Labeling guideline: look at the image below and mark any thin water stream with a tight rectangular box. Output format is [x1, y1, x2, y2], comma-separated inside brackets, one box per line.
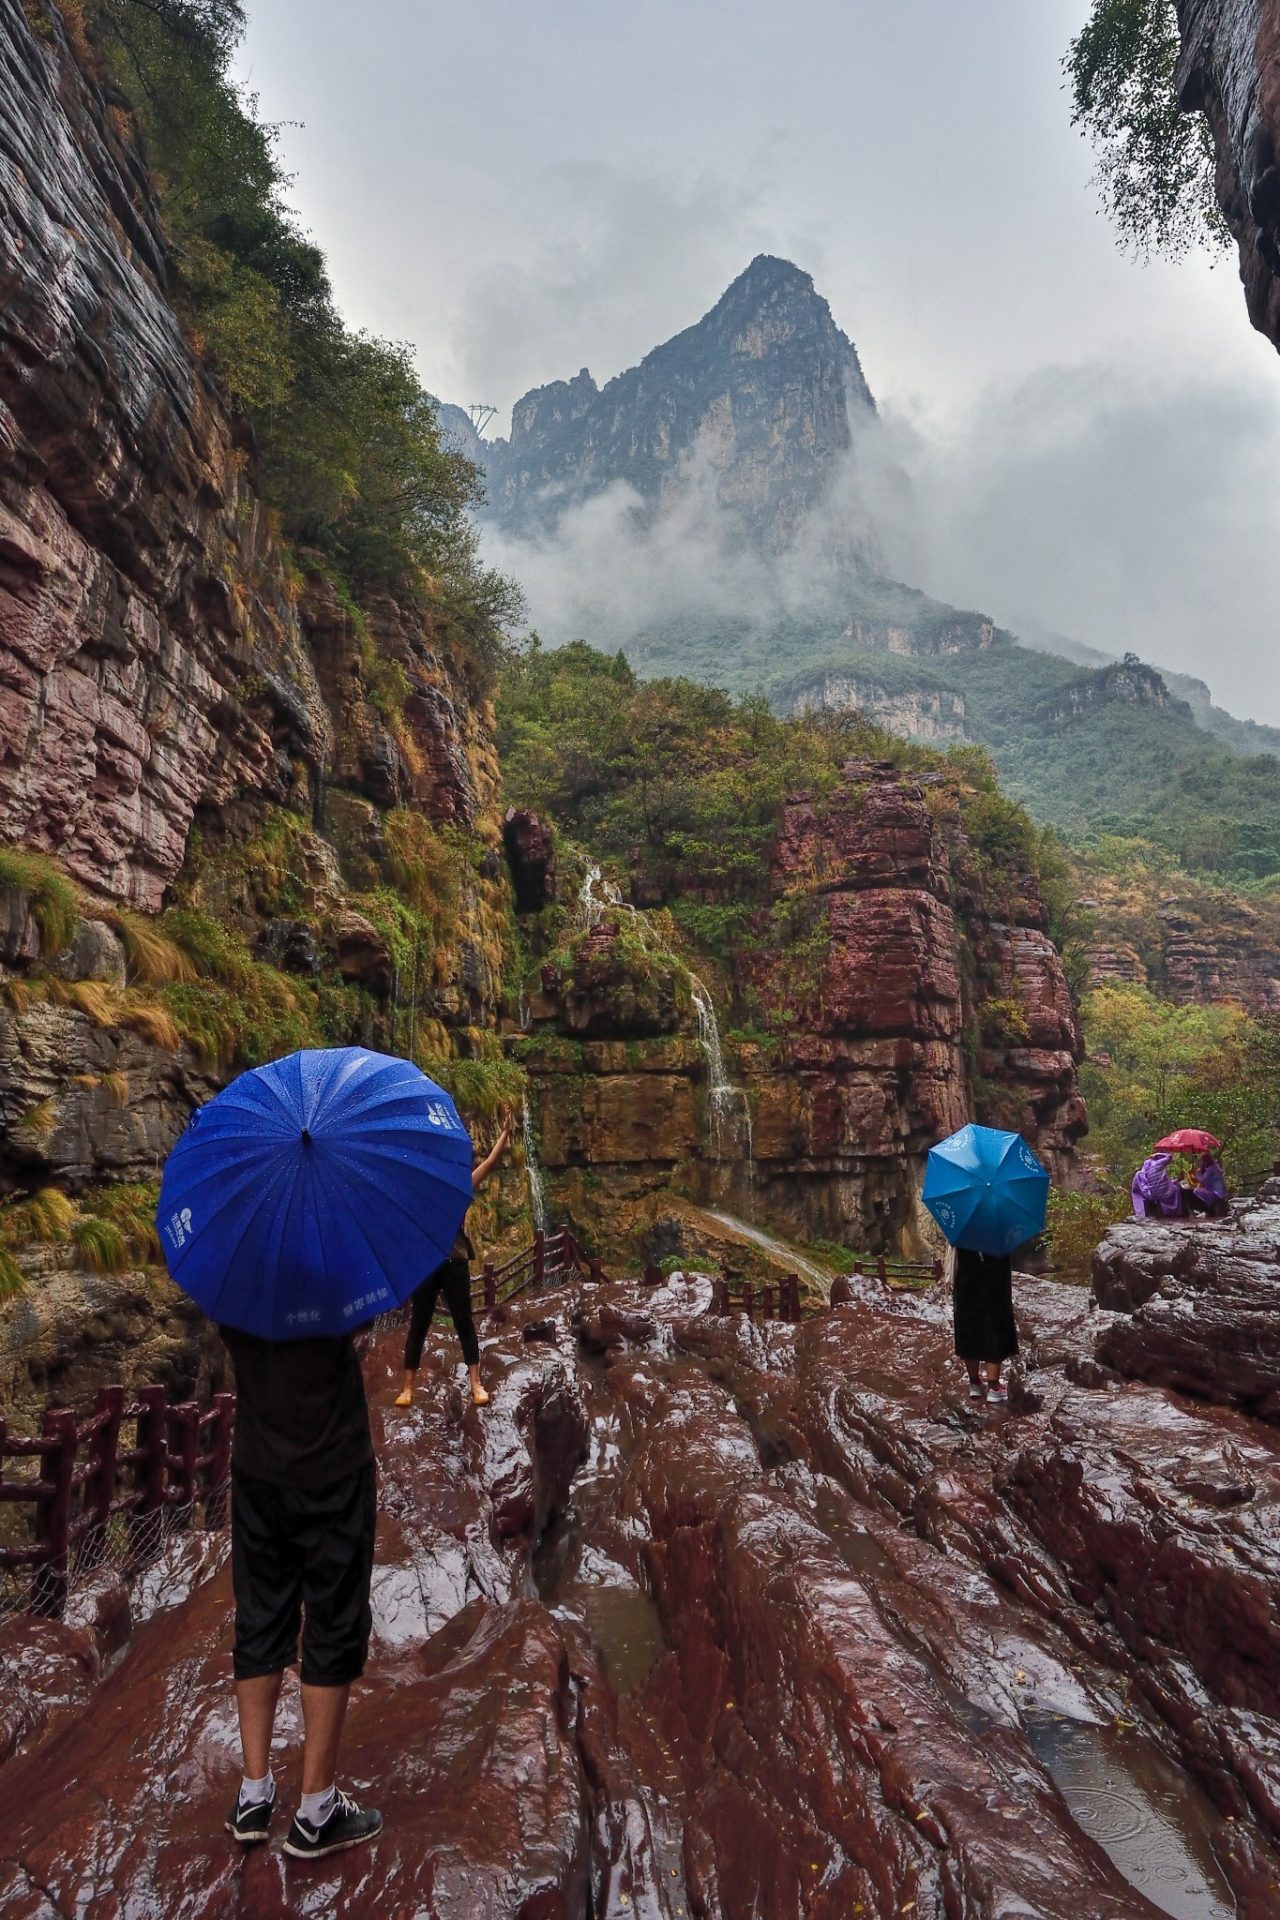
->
[700, 1207, 836, 1294]
[521, 1092, 547, 1233]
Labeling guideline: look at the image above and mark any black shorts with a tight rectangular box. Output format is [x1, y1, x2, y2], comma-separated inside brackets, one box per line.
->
[231, 1462, 376, 1687]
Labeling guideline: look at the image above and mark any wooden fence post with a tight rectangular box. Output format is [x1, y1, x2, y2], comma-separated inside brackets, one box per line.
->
[483, 1261, 497, 1312]
[785, 1274, 801, 1322]
[129, 1384, 168, 1565]
[533, 1229, 546, 1290]
[204, 1393, 235, 1529]
[761, 1285, 774, 1322]
[168, 1402, 200, 1526]
[877, 1255, 888, 1289]
[741, 1283, 754, 1324]
[644, 1265, 661, 1287]
[932, 1257, 944, 1284]
[588, 1257, 603, 1284]
[33, 1409, 77, 1619]
[81, 1385, 124, 1570]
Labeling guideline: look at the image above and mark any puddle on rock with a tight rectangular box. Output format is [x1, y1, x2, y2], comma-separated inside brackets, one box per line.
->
[812, 1483, 898, 1581]
[565, 1582, 667, 1695]
[1024, 1711, 1235, 1919]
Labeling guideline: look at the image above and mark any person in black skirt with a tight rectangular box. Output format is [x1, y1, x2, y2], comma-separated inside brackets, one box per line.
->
[952, 1244, 1017, 1406]
[394, 1110, 511, 1410]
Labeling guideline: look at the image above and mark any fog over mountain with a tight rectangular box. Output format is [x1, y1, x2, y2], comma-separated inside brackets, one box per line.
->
[458, 263, 1280, 719]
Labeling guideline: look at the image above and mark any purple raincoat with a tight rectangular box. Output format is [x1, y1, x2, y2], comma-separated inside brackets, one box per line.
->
[1194, 1158, 1228, 1209]
[1131, 1153, 1185, 1220]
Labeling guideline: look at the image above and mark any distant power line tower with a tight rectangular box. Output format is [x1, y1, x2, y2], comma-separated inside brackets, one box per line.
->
[467, 404, 498, 438]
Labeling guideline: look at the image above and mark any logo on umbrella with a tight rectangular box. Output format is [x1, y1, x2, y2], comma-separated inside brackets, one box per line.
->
[166, 1206, 194, 1250]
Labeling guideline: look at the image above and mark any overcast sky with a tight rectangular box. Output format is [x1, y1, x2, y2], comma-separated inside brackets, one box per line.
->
[234, 0, 1280, 720]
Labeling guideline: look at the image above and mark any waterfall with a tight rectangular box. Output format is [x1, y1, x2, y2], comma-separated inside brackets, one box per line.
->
[690, 977, 753, 1165]
[522, 1093, 548, 1233]
[579, 861, 619, 930]
[577, 860, 753, 1179]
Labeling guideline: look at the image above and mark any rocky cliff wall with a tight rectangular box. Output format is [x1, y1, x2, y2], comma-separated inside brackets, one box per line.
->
[0, 0, 526, 1406]
[519, 763, 1085, 1262]
[1080, 862, 1280, 1014]
[785, 670, 970, 744]
[1178, 0, 1280, 353]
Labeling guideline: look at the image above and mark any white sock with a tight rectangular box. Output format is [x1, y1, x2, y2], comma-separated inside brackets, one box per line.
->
[239, 1770, 274, 1807]
[300, 1784, 337, 1828]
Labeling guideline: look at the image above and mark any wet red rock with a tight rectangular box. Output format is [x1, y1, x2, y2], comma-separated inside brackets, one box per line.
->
[2, 1266, 1279, 1918]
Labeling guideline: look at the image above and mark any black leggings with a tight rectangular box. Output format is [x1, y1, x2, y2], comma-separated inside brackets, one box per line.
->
[403, 1256, 479, 1370]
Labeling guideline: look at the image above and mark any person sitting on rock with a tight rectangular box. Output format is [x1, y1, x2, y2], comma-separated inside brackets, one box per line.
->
[951, 1244, 1017, 1406]
[1190, 1151, 1229, 1219]
[1130, 1151, 1188, 1219]
[394, 1110, 511, 1410]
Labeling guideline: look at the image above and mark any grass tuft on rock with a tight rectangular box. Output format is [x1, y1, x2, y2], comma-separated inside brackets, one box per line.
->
[0, 846, 79, 955]
[72, 1214, 130, 1273]
[0, 1246, 24, 1302]
[3, 1187, 77, 1246]
[110, 909, 197, 986]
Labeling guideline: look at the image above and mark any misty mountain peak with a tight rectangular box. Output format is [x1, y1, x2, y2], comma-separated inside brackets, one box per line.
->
[471, 260, 877, 550]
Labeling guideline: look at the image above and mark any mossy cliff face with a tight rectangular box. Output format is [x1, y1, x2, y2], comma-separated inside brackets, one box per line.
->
[519, 764, 1085, 1259]
[0, 0, 526, 1399]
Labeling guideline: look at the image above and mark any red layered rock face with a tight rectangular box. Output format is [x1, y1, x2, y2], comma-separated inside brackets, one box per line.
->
[0, 3, 489, 908]
[737, 762, 1085, 1243]
[524, 763, 1084, 1258]
[1178, 0, 1280, 356]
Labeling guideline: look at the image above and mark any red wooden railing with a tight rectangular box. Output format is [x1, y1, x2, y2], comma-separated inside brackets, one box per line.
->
[709, 1274, 805, 1323]
[0, 1385, 234, 1619]
[473, 1226, 603, 1314]
[709, 1254, 942, 1324]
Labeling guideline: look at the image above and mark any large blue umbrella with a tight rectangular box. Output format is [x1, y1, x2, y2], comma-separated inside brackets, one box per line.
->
[157, 1047, 473, 1339]
[922, 1123, 1049, 1256]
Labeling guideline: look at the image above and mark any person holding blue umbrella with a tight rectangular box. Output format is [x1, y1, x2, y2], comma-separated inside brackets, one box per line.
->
[922, 1123, 1049, 1408]
[158, 1046, 474, 1860]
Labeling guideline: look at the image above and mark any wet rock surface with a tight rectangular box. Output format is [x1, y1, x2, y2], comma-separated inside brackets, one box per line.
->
[2, 1269, 1278, 1917]
[1092, 1194, 1280, 1419]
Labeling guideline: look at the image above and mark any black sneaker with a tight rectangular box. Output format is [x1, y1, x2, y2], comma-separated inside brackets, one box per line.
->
[283, 1788, 383, 1860]
[225, 1787, 276, 1844]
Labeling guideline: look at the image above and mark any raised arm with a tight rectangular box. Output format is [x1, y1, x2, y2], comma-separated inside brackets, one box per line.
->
[472, 1109, 512, 1189]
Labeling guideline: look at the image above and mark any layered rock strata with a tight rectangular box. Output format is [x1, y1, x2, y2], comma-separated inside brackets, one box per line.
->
[0, 0, 497, 907]
[523, 763, 1085, 1258]
[2, 1267, 1278, 1914]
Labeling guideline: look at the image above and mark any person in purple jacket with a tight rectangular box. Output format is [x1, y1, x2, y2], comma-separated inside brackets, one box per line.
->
[1190, 1152, 1229, 1218]
[1131, 1152, 1188, 1219]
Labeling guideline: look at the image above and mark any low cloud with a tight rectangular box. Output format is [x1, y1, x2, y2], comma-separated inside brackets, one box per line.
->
[481, 358, 1280, 723]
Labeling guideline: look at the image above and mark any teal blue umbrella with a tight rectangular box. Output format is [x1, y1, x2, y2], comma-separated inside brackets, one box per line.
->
[923, 1123, 1049, 1255]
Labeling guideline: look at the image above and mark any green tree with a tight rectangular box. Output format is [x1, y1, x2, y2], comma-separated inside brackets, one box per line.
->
[1065, 0, 1229, 258]
[80, 0, 520, 666]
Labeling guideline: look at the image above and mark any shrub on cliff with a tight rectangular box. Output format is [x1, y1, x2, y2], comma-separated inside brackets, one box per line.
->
[77, 0, 519, 672]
